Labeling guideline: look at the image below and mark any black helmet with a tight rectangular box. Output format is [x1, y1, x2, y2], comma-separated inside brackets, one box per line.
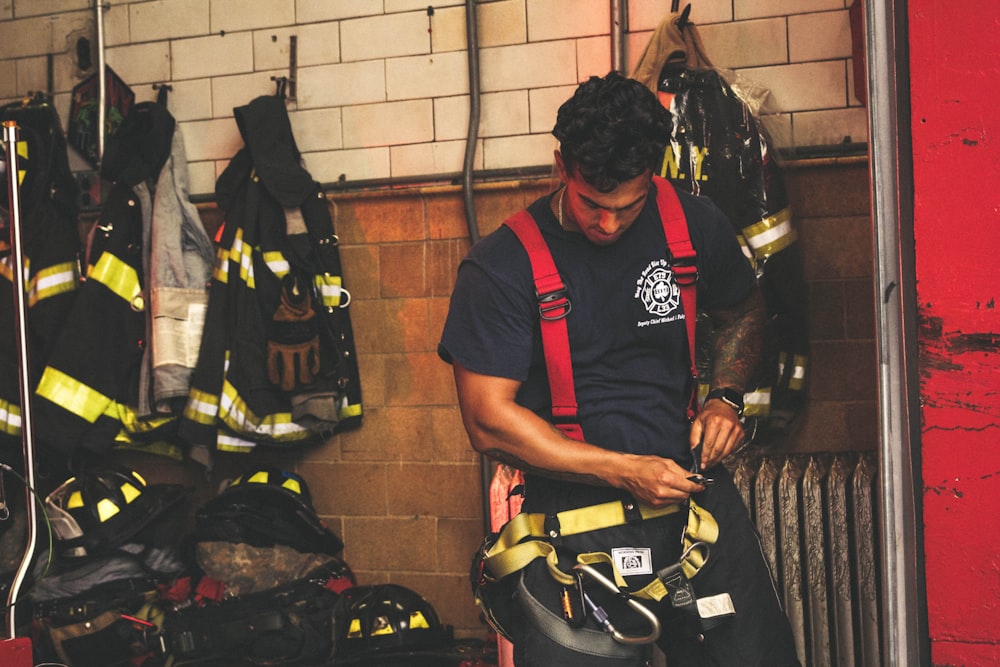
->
[332, 584, 451, 661]
[194, 468, 343, 556]
[44, 467, 189, 558]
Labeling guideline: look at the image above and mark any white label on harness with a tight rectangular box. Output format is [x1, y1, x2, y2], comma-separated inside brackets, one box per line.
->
[612, 548, 653, 576]
[697, 593, 736, 619]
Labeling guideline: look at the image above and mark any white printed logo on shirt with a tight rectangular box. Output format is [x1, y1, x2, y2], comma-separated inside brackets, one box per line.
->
[634, 259, 683, 326]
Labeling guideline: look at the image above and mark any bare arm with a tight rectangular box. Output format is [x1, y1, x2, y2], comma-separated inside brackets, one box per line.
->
[690, 284, 767, 469]
[453, 362, 704, 507]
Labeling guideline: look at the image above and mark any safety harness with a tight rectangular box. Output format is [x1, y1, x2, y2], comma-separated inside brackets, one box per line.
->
[475, 177, 726, 646]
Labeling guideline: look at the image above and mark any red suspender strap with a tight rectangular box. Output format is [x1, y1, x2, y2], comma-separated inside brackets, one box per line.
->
[503, 179, 699, 440]
[504, 211, 585, 441]
[652, 177, 700, 419]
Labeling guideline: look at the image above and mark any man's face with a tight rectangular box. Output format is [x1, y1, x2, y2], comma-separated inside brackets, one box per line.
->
[556, 154, 652, 246]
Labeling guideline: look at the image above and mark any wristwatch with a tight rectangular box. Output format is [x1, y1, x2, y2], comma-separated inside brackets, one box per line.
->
[705, 387, 745, 418]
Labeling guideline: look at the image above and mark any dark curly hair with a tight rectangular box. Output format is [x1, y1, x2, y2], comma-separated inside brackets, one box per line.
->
[552, 71, 671, 192]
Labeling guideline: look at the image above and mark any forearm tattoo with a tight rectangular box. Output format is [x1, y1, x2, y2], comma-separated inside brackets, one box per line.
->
[710, 289, 766, 390]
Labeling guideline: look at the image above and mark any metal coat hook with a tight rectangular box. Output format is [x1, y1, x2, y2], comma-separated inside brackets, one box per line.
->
[271, 76, 288, 98]
[678, 4, 692, 29]
[152, 83, 172, 107]
[269, 35, 297, 101]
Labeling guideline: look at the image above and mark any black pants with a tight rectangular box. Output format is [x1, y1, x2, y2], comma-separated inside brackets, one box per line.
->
[511, 467, 801, 667]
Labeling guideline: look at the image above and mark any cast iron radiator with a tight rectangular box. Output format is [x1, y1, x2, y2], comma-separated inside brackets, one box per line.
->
[730, 450, 882, 667]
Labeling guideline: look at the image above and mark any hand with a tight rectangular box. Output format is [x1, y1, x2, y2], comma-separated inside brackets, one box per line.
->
[617, 453, 706, 508]
[689, 399, 745, 470]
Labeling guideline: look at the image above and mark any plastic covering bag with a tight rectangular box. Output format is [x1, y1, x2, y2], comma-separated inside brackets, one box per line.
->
[632, 5, 809, 442]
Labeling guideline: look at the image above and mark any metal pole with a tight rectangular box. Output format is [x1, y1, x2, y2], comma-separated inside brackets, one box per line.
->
[864, 0, 927, 664]
[611, 0, 627, 74]
[3, 121, 41, 639]
[96, 0, 107, 164]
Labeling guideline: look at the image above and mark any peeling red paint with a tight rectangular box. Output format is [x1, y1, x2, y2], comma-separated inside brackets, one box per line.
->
[910, 0, 1000, 663]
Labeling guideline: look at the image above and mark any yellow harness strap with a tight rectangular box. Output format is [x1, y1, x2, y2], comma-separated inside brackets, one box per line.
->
[483, 498, 718, 599]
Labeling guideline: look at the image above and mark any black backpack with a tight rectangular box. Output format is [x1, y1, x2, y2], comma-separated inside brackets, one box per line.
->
[159, 558, 354, 666]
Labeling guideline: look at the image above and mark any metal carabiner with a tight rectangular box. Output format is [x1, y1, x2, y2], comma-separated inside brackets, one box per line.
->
[571, 563, 661, 645]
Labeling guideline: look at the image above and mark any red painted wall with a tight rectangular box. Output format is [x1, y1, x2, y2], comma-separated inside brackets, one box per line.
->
[909, 1, 1000, 664]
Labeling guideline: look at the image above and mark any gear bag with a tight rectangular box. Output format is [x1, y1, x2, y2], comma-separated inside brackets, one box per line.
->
[159, 559, 354, 666]
[32, 575, 164, 667]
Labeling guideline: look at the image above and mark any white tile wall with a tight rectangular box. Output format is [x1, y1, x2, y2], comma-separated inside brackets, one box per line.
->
[15, 0, 89, 19]
[342, 98, 434, 148]
[699, 19, 788, 69]
[391, 138, 477, 178]
[211, 0, 295, 33]
[107, 42, 172, 86]
[0, 59, 16, 99]
[386, 51, 470, 101]
[341, 12, 431, 62]
[630, 0, 733, 30]
[735, 0, 843, 21]
[1, 0, 867, 195]
[789, 10, 852, 62]
[130, 0, 210, 43]
[527, 0, 610, 42]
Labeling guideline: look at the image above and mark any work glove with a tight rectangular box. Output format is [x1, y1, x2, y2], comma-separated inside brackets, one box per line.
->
[267, 274, 321, 392]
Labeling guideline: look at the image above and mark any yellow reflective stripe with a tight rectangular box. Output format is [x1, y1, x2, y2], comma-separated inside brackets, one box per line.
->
[789, 354, 808, 391]
[37, 367, 112, 423]
[183, 387, 220, 425]
[313, 273, 343, 308]
[218, 379, 312, 441]
[0, 399, 22, 435]
[113, 402, 176, 434]
[212, 245, 230, 283]
[339, 402, 363, 420]
[741, 207, 797, 260]
[264, 251, 290, 278]
[0, 256, 17, 282]
[232, 230, 255, 288]
[217, 431, 257, 452]
[2, 258, 79, 305]
[113, 438, 185, 461]
[88, 252, 142, 307]
[30, 261, 79, 305]
[744, 387, 771, 417]
[16, 140, 27, 185]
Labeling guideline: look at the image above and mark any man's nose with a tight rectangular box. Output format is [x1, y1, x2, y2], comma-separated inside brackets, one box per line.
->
[598, 210, 623, 234]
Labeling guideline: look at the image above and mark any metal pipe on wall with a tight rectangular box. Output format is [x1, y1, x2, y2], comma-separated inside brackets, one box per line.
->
[864, 0, 927, 664]
[461, 0, 495, 535]
[611, 0, 627, 73]
[95, 0, 107, 164]
[3, 121, 41, 639]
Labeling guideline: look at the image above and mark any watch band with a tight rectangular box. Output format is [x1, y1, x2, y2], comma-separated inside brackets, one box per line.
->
[705, 387, 745, 417]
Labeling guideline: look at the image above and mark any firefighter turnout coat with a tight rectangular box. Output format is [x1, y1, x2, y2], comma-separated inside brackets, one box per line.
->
[0, 97, 81, 449]
[178, 95, 362, 463]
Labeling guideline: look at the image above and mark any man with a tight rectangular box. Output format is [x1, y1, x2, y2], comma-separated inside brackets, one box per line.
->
[439, 72, 799, 666]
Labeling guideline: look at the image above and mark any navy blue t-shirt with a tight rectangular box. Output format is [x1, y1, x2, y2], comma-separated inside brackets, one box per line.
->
[439, 180, 755, 511]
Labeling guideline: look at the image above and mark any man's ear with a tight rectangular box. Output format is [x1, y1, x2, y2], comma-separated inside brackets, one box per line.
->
[554, 150, 568, 182]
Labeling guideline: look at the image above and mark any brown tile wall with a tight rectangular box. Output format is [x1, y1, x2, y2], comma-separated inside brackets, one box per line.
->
[126, 160, 875, 641]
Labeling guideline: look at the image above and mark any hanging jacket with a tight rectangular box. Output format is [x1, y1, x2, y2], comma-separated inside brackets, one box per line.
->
[179, 95, 362, 464]
[33, 102, 211, 461]
[0, 96, 82, 446]
[632, 10, 809, 440]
